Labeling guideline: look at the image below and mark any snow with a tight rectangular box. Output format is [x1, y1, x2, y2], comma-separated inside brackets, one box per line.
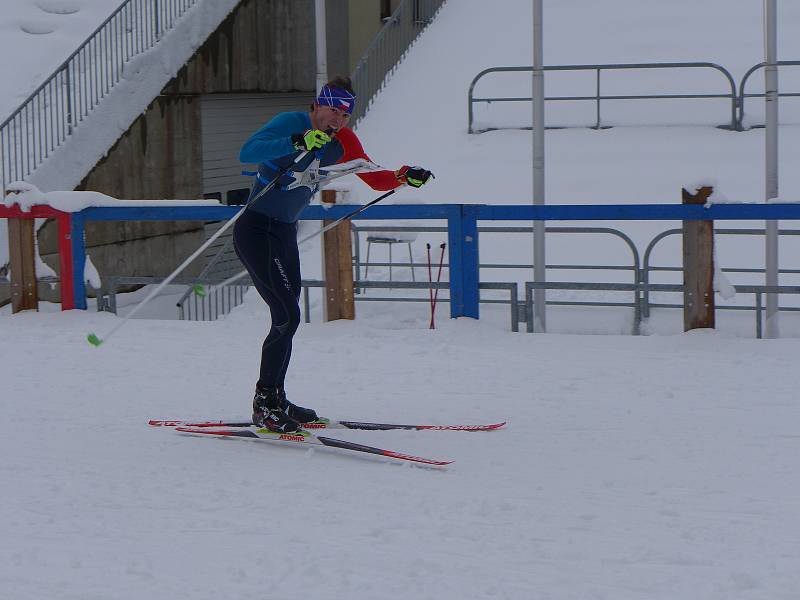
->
[3, 301, 800, 599]
[3, 1, 800, 598]
[33, 232, 56, 279]
[0, 1, 126, 124]
[713, 247, 737, 301]
[2, 181, 220, 213]
[1, 183, 219, 277]
[83, 253, 101, 289]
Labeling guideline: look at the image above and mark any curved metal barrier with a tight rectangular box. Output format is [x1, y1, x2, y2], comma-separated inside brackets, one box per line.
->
[737, 60, 800, 129]
[641, 227, 800, 324]
[350, 223, 641, 332]
[468, 62, 738, 133]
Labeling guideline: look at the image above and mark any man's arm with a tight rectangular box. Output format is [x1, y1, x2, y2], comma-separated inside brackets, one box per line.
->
[335, 128, 404, 191]
[239, 113, 301, 164]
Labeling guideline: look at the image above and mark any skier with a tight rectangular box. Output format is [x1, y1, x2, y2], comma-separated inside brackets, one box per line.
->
[234, 76, 434, 433]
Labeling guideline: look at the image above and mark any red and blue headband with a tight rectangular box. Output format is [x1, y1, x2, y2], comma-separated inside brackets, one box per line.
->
[316, 85, 356, 114]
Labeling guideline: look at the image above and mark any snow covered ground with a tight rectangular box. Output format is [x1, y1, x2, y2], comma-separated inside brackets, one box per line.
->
[4, 2, 800, 598]
[3, 298, 800, 599]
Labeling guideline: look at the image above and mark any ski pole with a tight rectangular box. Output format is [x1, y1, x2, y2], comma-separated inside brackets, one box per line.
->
[426, 243, 434, 321]
[202, 188, 397, 291]
[430, 242, 446, 329]
[86, 149, 312, 347]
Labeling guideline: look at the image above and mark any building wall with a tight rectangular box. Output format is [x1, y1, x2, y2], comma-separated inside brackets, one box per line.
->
[166, 0, 350, 94]
[348, 0, 383, 72]
[79, 95, 204, 200]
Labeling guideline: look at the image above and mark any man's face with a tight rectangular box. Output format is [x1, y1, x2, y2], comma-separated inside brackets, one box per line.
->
[310, 104, 351, 133]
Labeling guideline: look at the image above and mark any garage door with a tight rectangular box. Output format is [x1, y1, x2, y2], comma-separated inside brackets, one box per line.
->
[201, 93, 315, 203]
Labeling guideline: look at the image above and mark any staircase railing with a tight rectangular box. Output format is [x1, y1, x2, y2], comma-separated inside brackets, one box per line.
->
[0, 0, 200, 194]
[350, 0, 446, 124]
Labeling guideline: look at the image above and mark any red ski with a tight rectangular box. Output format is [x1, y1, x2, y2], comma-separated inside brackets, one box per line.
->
[174, 426, 453, 466]
[149, 418, 505, 432]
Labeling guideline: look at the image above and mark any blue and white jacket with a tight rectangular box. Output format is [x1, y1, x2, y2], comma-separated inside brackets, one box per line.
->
[239, 111, 400, 223]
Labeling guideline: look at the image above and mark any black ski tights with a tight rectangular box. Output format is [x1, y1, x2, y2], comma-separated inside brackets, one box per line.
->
[233, 209, 301, 389]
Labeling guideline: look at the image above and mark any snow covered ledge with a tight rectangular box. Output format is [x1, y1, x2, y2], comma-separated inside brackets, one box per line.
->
[2, 182, 220, 213]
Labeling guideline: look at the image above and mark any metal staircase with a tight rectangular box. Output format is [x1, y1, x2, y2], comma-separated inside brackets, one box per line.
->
[350, 0, 446, 124]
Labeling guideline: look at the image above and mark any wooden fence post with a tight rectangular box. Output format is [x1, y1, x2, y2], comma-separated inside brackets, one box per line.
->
[321, 190, 355, 321]
[682, 185, 715, 330]
[7, 217, 38, 313]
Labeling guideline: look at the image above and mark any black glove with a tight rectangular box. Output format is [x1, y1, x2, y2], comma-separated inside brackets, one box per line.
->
[395, 165, 435, 188]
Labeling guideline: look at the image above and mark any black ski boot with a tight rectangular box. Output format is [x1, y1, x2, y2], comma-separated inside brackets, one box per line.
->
[252, 385, 302, 433]
[278, 389, 319, 424]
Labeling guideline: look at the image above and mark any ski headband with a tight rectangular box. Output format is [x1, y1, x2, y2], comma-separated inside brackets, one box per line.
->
[316, 85, 356, 114]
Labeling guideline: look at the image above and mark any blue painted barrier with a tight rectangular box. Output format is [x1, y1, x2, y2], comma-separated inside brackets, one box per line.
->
[71, 202, 800, 316]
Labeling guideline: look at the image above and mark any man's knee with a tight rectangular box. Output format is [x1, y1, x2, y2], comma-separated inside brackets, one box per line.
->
[287, 305, 301, 333]
[272, 308, 300, 338]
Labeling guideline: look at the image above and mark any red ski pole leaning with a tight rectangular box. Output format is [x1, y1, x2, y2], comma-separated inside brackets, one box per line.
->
[426, 243, 434, 320]
[430, 242, 446, 329]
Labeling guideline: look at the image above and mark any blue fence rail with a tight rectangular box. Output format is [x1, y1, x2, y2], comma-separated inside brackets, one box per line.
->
[68, 202, 800, 317]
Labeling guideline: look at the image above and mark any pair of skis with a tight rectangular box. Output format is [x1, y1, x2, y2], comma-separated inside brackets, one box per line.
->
[149, 417, 506, 467]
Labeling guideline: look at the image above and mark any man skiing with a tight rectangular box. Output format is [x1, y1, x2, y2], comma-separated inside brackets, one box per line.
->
[234, 76, 434, 434]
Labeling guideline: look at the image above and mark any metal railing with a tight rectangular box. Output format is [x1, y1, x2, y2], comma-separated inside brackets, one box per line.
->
[351, 0, 446, 124]
[467, 60, 800, 133]
[641, 227, 800, 318]
[0, 0, 200, 193]
[642, 284, 800, 340]
[524, 281, 800, 339]
[738, 61, 800, 128]
[62, 202, 800, 336]
[166, 222, 640, 329]
[100, 276, 524, 331]
[178, 283, 248, 321]
[468, 62, 738, 133]
[351, 221, 640, 289]
[174, 220, 243, 316]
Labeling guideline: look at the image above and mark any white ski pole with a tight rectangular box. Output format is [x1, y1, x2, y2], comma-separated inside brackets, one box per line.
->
[87, 150, 311, 346]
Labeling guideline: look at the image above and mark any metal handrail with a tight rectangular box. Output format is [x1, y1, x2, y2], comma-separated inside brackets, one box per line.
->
[525, 281, 800, 338]
[350, 222, 641, 302]
[350, 0, 446, 124]
[0, 0, 200, 193]
[641, 227, 800, 318]
[100, 275, 521, 331]
[525, 281, 642, 334]
[738, 61, 800, 129]
[468, 62, 739, 133]
[175, 227, 237, 308]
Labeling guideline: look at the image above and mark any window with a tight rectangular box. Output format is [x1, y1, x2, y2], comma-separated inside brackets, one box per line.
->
[380, 0, 392, 22]
[226, 188, 250, 206]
